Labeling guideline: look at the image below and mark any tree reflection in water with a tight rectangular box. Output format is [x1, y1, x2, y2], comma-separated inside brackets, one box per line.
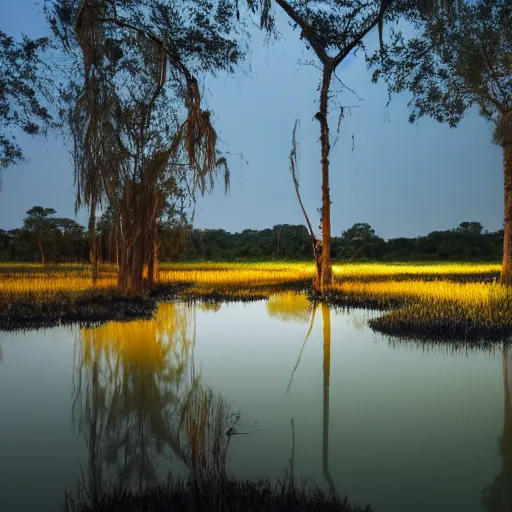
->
[482, 347, 512, 512]
[71, 302, 238, 502]
[322, 303, 336, 494]
[281, 297, 336, 494]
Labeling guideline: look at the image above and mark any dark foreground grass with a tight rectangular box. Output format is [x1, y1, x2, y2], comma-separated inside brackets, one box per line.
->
[65, 475, 370, 512]
[0, 284, 186, 331]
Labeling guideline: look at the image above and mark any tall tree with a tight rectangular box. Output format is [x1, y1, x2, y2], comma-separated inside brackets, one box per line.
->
[250, 0, 458, 289]
[47, 0, 242, 295]
[22, 206, 58, 264]
[370, 0, 512, 282]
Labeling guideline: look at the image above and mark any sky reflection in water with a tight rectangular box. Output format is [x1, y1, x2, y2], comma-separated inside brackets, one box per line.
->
[0, 295, 509, 512]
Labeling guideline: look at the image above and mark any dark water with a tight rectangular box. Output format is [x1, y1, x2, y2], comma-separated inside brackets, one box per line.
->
[0, 294, 509, 512]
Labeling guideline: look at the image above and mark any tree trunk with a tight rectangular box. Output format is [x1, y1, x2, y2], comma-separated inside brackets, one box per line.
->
[115, 182, 150, 297]
[88, 197, 98, 283]
[502, 146, 512, 284]
[147, 195, 160, 288]
[318, 66, 333, 289]
[147, 228, 160, 288]
[117, 239, 146, 296]
[37, 240, 45, 265]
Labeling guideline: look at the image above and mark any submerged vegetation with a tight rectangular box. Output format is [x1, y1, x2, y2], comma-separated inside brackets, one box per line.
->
[1, 261, 510, 342]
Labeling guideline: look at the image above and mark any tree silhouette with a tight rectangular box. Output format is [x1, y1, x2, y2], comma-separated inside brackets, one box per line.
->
[370, 0, 512, 282]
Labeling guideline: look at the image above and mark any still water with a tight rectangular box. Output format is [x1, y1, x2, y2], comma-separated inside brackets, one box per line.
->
[0, 294, 509, 512]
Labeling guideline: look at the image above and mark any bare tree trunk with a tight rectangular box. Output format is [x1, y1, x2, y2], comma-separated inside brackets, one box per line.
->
[115, 186, 150, 297]
[88, 197, 99, 283]
[147, 220, 160, 288]
[37, 240, 45, 265]
[502, 146, 512, 284]
[147, 195, 160, 288]
[115, 231, 119, 267]
[318, 66, 333, 289]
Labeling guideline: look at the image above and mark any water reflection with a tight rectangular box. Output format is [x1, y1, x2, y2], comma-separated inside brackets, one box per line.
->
[322, 303, 336, 493]
[200, 302, 222, 313]
[482, 347, 512, 511]
[285, 300, 335, 493]
[286, 303, 318, 393]
[72, 303, 237, 500]
[266, 292, 312, 323]
[173, 379, 240, 482]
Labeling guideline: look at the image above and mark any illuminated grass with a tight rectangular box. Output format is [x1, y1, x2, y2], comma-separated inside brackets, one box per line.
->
[324, 280, 512, 342]
[0, 261, 508, 341]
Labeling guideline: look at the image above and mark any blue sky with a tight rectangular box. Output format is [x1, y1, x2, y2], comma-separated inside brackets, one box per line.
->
[0, 1, 503, 240]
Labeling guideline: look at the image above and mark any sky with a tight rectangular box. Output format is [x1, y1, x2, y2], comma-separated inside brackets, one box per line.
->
[0, 1, 503, 241]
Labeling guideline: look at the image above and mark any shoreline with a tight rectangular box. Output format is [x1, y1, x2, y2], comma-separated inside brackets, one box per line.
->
[1, 275, 511, 344]
[65, 474, 370, 512]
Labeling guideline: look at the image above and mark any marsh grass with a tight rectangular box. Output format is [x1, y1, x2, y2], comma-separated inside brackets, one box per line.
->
[322, 279, 512, 342]
[64, 473, 369, 512]
[0, 261, 510, 341]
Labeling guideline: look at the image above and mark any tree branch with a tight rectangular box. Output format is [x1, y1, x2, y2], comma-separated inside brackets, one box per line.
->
[95, 16, 194, 85]
[289, 120, 317, 247]
[332, 0, 391, 67]
[273, 0, 329, 63]
[481, 42, 508, 111]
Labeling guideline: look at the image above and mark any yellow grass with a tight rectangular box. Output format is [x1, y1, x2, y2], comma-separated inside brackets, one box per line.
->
[0, 261, 500, 304]
[0, 261, 508, 339]
[328, 279, 502, 305]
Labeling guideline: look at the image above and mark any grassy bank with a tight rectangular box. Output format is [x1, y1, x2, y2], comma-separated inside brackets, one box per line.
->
[65, 474, 369, 512]
[1, 261, 509, 342]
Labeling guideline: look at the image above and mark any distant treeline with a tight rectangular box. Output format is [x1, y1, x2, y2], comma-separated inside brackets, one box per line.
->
[0, 207, 503, 263]
[180, 222, 503, 261]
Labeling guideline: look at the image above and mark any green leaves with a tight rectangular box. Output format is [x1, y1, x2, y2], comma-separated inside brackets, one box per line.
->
[0, 32, 53, 169]
[370, 0, 511, 131]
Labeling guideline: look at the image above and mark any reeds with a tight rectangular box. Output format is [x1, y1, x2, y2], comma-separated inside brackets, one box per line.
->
[0, 261, 509, 341]
[64, 472, 370, 512]
[324, 279, 512, 342]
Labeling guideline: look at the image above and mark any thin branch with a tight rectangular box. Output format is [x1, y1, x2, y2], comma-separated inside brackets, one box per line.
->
[273, 0, 329, 63]
[289, 120, 317, 246]
[349, 243, 365, 261]
[95, 16, 194, 85]
[333, 72, 364, 101]
[332, 1, 390, 67]
[286, 304, 317, 394]
[481, 42, 508, 110]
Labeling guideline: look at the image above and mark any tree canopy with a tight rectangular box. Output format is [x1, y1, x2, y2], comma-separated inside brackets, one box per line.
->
[0, 32, 53, 171]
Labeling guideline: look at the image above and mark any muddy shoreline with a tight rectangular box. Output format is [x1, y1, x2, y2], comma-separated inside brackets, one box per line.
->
[0, 284, 185, 332]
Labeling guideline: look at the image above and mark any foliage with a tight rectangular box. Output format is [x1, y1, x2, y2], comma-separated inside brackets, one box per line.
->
[0, 211, 504, 263]
[46, 0, 245, 294]
[0, 31, 53, 170]
[369, 0, 512, 282]
[338, 223, 386, 260]
[370, 0, 511, 134]
[1, 206, 88, 263]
